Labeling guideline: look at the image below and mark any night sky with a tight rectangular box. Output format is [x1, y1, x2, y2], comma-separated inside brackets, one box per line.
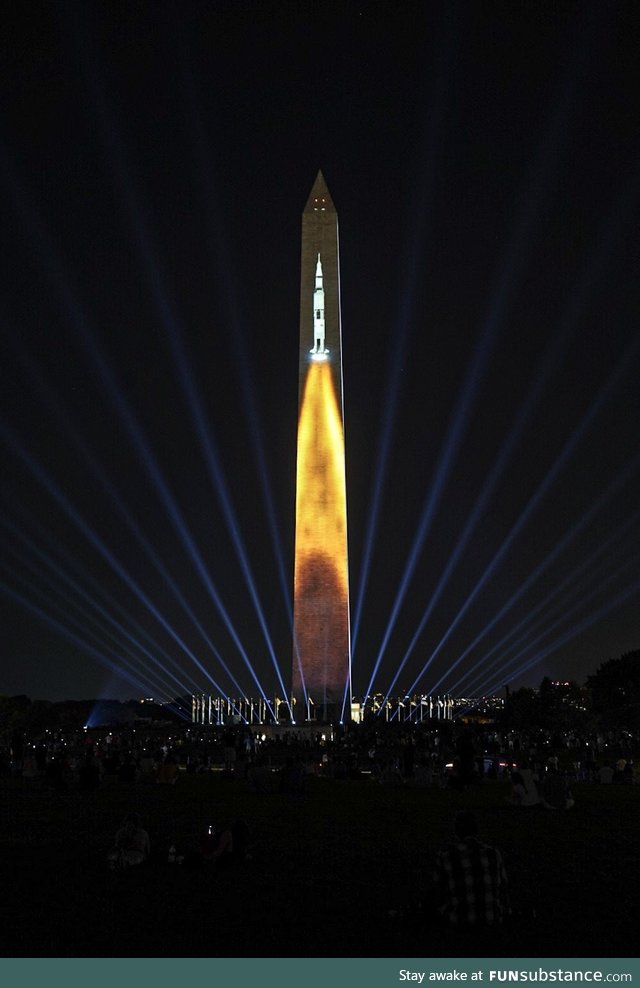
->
[1, 1, 639, 703]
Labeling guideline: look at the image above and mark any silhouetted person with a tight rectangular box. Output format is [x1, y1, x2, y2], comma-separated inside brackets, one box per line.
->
[506, 762, 540, 806]
[0, 747, 11, 777]
[191, 819, 249, 869]
[118, 754, 137, 783]
[432, 810, 510, 952]
[157, 752, 178, 785]
[34, 743, 47, 774]
[279, 756, 305, 793]
[78, 749, 100, 790]
[402, 739, 415, 779]
[455, 730, 476, 786]
[107, 812, 150, 869]
[597, 762, 614, 785]
[11, 730, 24, 773]
[199, 824, 233, 864]
[223, 729, 236, 772]
[541, 765, 574, 810]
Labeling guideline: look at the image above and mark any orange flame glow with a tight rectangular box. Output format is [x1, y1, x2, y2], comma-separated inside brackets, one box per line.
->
[292, 361, 350, 703]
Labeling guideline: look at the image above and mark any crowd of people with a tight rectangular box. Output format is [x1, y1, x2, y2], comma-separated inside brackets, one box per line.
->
[1, 717, 637, 955]
[104, 811, 250, 872]
[1, 720, 637, 792]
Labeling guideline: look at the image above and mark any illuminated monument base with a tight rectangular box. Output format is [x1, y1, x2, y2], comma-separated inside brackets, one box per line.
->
[192, 693, 453, 726]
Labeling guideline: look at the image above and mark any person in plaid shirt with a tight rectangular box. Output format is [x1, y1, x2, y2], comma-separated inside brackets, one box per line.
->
[433, 811, 510, 928]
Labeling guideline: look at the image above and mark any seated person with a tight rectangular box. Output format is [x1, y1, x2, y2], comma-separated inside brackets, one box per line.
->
[507, 764, 540, 806]
[541, 765, 574, 810]
[597, 762, 614, 785]
[200, 824, 233, 864]
[433, 811, 510, 943]
[157, 756, 178, 785]
[279, 757, 305, 794]
[78, 751, 100, 790]
[118, 755, 138, 783]
[198, 819, 249, 866]
[248, 759, 276, 793]
[107, 812, 150, 869]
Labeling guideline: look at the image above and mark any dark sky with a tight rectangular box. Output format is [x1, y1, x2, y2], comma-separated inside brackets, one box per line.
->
[1, 1, 639, 703]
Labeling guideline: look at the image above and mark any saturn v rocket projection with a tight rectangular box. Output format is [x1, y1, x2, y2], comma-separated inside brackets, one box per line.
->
[292, 171, 351, 721]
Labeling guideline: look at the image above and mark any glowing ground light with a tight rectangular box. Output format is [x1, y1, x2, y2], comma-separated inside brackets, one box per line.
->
[292, 360, 350, 712]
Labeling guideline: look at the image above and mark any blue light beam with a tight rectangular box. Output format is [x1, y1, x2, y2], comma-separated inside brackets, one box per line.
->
[0, 341, 243, 696]
[420, 445, 640, 698]
[5, 558, 186, 703]
[350, 11, 456, 663]
[0, 580, 153, 698]
[0, 423, 252, 704]
[64, 25, 286, 715]
[2, 516, 203, 699]
[453, 507, 640, 695]
[465, 551, 638, 698]
[479, 575, 640, 698]
[363, 33, 595, 707]
[416, 333, 640, 698]
[378, 176, 640, 705]
[2, 133, 275, 715]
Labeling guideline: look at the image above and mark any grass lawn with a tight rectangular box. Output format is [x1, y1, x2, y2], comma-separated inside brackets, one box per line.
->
[1, 773, 637, 957]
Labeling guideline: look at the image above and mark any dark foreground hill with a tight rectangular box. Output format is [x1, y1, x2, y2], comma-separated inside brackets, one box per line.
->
[1, 773, 637, 957]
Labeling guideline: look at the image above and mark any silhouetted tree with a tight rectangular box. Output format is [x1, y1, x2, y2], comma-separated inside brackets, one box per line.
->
[503, 687, 539, 729]
[538, 676, 555, 728]
[504, 679, 588, 732]
[586, 650, 640, 730]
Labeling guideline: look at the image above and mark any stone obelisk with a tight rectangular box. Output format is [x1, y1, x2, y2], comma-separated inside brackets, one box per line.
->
[291, 171, 351, 722]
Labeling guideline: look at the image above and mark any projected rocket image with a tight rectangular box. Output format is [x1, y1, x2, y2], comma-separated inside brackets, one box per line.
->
[311, 254, 328, 356]
[292, 172, 351, 720]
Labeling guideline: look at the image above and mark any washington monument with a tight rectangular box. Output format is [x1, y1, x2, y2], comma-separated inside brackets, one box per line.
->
[291, 171, 351, 722]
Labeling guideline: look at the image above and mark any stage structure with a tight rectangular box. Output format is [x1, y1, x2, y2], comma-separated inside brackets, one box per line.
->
[291, 172, 351, 723]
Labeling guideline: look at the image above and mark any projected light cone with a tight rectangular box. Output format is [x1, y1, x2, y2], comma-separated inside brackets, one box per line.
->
[292, 360, 349, 709]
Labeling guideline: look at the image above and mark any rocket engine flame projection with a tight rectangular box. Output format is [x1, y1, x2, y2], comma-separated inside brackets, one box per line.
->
[293, 362, 349, 706]
[292, 172, 351, 719]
